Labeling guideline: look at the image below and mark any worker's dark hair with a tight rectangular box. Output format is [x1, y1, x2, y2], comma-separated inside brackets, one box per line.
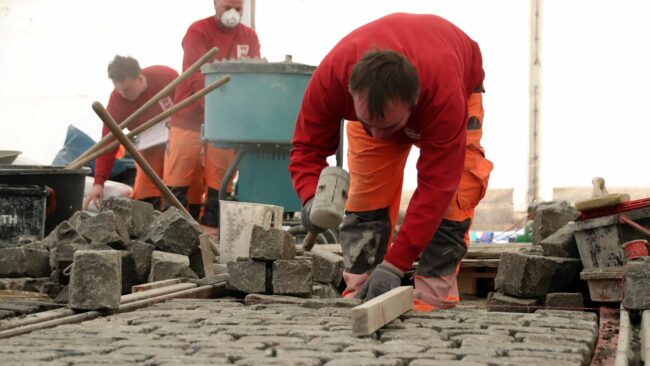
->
[348, 50, 420, 120]
[107, 55, 142, 82]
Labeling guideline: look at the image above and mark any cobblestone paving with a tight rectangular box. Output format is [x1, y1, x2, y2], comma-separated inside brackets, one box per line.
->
[0, 298, 598, 365]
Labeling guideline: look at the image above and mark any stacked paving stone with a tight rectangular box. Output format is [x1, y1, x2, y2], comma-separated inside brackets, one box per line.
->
[0, 197, 208, 308]
[227, 224, 312, 297]
[622, 257, 650, 310]
[490, 201, 586, 312]
[0, 297, 599, 365]
[305, 248, 344, 298]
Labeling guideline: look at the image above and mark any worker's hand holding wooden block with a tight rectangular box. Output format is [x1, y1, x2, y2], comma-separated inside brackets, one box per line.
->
[351, 286, 413, 336]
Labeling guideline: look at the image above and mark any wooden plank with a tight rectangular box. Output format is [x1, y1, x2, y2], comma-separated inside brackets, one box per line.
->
[0, 290, 49, 300]
[465, 243, 532, 259]
[460, 259, 500, 268]
[317, 243, 530, 259]
[351, 286, 413, 336]
[131, 279, 182, 293]
[458, 276, 477, 296]
[199, 234, 215, 278]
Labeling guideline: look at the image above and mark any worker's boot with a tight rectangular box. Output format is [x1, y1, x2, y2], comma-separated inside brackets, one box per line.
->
[163, 186, 189, 211]
[200, 187, 220, 228]
[188, 204, 202, 221]
[414, 218, 470, 310]
[339, 208, 391, 297]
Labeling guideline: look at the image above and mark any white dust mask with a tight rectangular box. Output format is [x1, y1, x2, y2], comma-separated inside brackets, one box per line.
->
[221, 8, 241, 28]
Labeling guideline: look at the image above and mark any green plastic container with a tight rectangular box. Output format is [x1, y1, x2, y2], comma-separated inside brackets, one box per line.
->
[201, 60, 316, 213]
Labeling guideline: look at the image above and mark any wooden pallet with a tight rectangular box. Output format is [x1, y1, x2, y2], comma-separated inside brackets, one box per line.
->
[313, 242, 531, 296]
[458, 265, 498, 296]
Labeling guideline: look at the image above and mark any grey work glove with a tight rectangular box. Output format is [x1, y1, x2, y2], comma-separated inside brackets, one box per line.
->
[301, 198, 326, 234]
[356, 260, 404, 302]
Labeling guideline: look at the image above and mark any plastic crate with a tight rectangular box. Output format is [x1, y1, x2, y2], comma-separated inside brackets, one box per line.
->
[0, 184, 48, 247]
[0, 165, 90, 235]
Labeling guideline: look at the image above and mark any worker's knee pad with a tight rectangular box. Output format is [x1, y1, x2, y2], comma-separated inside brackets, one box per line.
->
[200, 188, 220, 228]
[416, 218, 471, 277]
[339, 208, 391, 275]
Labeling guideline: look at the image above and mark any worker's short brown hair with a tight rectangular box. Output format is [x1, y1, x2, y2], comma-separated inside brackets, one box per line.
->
[107, 55, 142, 82]
[348, 50, 420, 120]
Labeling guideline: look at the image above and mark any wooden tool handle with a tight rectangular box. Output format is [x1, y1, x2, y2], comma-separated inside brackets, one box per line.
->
[591, 177, 608, 197]
[91, 102, 191, 219]
[70, 75, 230, 170]
[68, 47, 218, 169]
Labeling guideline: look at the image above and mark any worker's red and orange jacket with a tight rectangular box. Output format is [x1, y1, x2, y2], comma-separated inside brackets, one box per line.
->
[169, 16, 261, 132]
[289, 13, 485, 272]
[94, 65, 178, 186]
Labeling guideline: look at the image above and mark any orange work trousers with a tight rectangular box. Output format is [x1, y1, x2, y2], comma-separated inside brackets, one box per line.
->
[344, 91, 493, 311]
[132, 143, 204, 205]
[164, 126, 235, 195]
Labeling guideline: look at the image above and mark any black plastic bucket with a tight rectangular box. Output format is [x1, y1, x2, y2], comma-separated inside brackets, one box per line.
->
[0, 165, 91, 235]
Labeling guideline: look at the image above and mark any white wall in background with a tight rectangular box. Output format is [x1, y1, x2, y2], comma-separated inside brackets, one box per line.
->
[1, 0, 649, 211]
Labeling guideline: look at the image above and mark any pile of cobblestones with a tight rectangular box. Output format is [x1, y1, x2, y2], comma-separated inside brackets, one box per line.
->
[227, 225, 344, 298]
[0, 197, 207, 306]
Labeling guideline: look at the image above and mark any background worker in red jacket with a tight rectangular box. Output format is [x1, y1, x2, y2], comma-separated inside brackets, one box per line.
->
[84, 55, 203, 214]
[289, 13, 493, 310]
[164, 0, 261, 229]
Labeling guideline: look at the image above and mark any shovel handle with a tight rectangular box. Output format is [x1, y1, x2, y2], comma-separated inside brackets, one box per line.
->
[91, 102, 191, 220]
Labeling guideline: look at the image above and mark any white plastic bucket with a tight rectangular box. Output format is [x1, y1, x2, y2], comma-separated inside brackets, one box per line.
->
[219, 200, 283, 263]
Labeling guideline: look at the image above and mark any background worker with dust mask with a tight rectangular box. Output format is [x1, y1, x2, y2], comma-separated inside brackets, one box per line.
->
[84, 55, 203, 215]
[163, 0, 260, 230]
[290, 13, 493, 311]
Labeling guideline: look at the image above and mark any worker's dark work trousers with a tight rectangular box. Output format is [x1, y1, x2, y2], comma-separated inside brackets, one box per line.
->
[200, 188, 221, 228]
[339, 208, 392, 275]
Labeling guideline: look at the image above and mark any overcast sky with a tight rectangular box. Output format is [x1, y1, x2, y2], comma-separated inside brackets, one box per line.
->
[1, 0, 649, 210]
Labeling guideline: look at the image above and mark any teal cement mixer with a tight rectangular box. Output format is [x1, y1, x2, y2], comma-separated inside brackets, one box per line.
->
[201, 57, 342, 225]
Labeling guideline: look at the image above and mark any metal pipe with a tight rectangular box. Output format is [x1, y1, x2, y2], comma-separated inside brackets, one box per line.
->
[219, 145, 253, 201]
[619, 214, 650, 236]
